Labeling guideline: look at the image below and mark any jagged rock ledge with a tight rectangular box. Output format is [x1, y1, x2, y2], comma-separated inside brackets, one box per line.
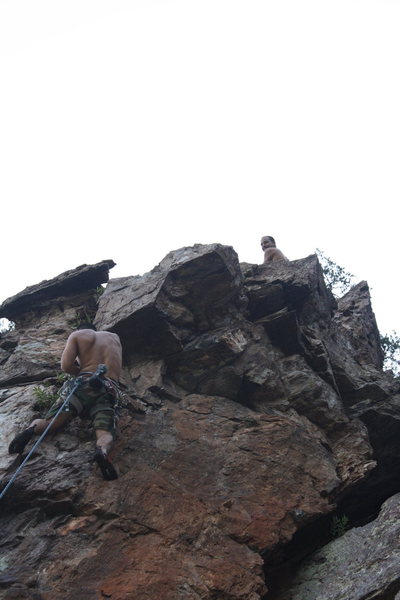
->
[0, 244, 399, 600]
[0, 260, 115, 321]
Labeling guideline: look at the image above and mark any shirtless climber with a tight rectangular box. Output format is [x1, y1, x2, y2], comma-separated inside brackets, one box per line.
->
[8, 324, 123, 481]
[261, 236, 288, 264]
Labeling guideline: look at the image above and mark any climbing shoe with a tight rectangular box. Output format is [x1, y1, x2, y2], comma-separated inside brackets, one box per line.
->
[8, 426, 36, 454]
[94, 447, 118, 481]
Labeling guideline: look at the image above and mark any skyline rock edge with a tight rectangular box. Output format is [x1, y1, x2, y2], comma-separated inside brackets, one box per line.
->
[0, 245, 399, 600]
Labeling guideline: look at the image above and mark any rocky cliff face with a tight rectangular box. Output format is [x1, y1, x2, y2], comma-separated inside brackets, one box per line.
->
[0, 246, 399, 600]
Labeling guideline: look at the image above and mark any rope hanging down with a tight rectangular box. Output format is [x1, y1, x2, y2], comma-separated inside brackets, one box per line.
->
[0, 378, 83, 503]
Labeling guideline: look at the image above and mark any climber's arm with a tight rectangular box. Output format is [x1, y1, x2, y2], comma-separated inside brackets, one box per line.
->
[61, 333, 81, 375]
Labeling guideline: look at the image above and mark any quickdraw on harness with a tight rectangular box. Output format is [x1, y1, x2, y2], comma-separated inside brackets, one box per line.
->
[0, 364, 110, 503]
[65, 367, 120, 416]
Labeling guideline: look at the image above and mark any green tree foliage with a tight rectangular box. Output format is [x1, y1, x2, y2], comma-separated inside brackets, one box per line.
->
[316, 249, 354, 297]
[32, 373, 72, 412]
[32, 386, 59, 412]
[380, 331, 400, 376]
[95, 285, 105, 301]
[330, 514, 350, 538]
[316, 249, 399, 376]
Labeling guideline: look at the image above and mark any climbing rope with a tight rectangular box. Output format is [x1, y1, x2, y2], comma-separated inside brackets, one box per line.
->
[0, 377, 84, 503]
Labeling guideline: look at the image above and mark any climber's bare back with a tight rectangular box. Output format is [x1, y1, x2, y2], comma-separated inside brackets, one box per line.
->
[61, 329, 122, 381]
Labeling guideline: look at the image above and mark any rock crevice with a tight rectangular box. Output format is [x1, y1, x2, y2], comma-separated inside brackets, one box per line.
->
[0, 244, 399, 600]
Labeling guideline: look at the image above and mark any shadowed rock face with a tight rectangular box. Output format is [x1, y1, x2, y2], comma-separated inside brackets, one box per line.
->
[0, 245, 399, 600]
[94, 244, 245, 356]
[269, 492, 400, 600]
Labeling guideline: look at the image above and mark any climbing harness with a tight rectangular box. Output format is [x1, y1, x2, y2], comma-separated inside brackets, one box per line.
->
[0, 364, 109, 503]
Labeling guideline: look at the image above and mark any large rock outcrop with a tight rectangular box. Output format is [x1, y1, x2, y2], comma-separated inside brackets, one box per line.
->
[0, 260, 115, 387]
[0, 245, 399, 600]
[269, 493, 400, 600]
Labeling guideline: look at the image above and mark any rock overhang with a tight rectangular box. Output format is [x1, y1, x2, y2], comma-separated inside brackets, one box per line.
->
[0, 260, 115, 320]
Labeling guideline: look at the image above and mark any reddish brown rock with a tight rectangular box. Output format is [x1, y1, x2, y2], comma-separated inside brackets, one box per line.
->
[0, 246, 399, 599]
[0, 394, 339, 600]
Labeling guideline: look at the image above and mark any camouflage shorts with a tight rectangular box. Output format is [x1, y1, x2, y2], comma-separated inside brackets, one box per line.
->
[46, 378, 120, 437]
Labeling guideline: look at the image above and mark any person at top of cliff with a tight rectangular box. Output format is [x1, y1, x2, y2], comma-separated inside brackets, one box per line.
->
[261, 236, 288, 264]
[8, 324, 123, 481]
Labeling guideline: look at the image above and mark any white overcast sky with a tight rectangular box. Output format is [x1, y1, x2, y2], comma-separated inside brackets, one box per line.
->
[1, 0, 399, 334]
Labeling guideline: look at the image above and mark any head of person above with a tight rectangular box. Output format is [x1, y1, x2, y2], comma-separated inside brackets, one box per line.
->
[261, 236, 276, 251]
[260, 235, 288, 264]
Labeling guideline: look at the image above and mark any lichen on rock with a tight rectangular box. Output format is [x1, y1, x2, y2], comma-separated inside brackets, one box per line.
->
[0, 246, 399, 600]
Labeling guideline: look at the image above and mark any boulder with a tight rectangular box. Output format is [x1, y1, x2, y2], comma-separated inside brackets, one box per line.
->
[0, 260, 114, 321]
[95, 244, 244, 356]
[269, 493, 400, 600]
[0, 261, 114, 386]
[0, 245, 398, 599]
